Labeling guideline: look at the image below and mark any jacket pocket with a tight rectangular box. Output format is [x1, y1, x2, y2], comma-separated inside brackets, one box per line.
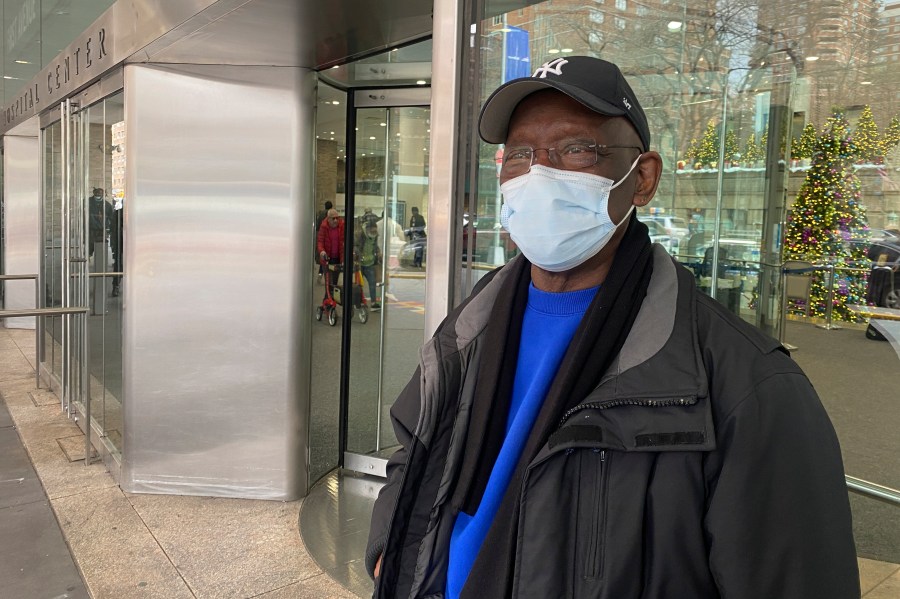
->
[577, 448, 607, 581]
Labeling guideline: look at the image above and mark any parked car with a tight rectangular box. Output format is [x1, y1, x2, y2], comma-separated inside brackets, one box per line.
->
[642, 219, 678, 254]
[644, 215, 690, 242]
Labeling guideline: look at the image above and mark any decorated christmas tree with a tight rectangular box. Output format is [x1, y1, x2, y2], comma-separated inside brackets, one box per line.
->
[682, 138, 699, 164]
[724, 129, 740, 164]
[883, 115, 900, 157]
[853, 105, 881, 163]
[695, 119, 720, 167]
[784, 114, 868, 322]
[743, 133, 763, 164]
[794, 123, 818, 160]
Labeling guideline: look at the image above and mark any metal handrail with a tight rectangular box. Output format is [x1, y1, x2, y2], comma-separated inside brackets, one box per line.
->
[0, 307, 88, 317]
[846, 476, 900, 507]
[0, 274, 41, 389]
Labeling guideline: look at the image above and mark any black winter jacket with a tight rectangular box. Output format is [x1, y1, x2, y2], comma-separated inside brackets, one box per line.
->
[366, 246, 859, 598]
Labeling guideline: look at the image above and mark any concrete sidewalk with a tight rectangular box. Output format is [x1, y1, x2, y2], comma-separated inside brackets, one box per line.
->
[0, 327, 356, 599]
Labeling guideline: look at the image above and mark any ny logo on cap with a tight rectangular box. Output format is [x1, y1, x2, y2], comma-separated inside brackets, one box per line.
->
[533, 58, 568, 78]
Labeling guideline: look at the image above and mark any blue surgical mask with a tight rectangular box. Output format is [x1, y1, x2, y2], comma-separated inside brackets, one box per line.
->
[500, 155, 641, 272]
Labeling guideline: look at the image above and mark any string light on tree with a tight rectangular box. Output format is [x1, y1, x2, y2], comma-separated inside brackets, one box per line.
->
[853, 105, 880, 164]
[784, 114, 869, 322]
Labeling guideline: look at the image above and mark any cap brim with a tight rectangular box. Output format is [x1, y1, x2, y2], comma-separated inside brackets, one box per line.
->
[478, 79, 626, 144]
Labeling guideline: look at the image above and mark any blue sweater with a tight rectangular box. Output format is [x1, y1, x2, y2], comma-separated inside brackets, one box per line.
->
[446, 282, 599, 598]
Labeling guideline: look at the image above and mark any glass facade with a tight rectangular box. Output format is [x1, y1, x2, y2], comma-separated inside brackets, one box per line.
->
[465, 0, 900, 564]
[2, 0, 114, 104]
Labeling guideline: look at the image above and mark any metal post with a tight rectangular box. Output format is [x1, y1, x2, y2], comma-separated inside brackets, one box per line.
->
[61, 100, 70, 415]
[82, 310, 90, 466]
[710, 80, 728, 300]
[817, 262, 842, 330]
[34, 278, 41, 388]
[778, 262, 798, 351]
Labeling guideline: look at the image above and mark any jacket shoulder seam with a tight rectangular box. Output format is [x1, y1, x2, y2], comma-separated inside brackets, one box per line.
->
[719, 369, 809, 422]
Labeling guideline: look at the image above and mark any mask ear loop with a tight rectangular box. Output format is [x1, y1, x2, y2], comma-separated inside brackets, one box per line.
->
[609, 153, 643, 191]
[609, 154, 642, 227]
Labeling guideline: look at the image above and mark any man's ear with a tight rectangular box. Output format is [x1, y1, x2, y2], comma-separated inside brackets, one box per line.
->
[632, 151, 663, 208]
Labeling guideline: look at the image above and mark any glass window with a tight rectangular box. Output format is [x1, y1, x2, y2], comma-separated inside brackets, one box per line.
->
[3, 0, 115, 104]
[471, 0, 900, 569]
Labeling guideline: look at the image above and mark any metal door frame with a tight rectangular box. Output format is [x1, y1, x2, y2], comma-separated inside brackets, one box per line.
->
[341, 86, 430, 477]
[38, 72, 123, 467]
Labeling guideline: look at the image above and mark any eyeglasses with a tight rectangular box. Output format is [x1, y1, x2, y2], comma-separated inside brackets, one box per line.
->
[500, 139, 642, 178]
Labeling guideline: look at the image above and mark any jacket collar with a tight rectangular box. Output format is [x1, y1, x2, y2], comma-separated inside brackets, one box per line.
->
[556, 246, 716, 453]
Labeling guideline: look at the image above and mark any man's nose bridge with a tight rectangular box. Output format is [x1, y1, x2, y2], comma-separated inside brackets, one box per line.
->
[532, 147, 555, 166]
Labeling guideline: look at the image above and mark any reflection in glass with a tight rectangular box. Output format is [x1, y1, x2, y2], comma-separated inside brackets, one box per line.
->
[42, 121, 63, 380]
[471, 0, 900, 566]
[2, 0, 115, 104]
[308, 84, 348, 484]
[347, 105, 430, 462]
[39, 90, 125, 459]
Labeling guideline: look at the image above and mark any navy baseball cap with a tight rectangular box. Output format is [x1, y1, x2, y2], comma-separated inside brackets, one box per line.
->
[479, 56, 651, 151]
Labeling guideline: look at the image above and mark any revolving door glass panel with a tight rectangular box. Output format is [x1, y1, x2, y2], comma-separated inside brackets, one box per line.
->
[346, 98, 431, 471]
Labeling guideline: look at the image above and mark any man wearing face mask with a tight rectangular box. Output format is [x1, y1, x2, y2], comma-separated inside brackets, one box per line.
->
[366, 57, 858, 599]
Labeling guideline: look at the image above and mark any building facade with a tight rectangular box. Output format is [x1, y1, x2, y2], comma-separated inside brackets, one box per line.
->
[0, 0, 897, 577]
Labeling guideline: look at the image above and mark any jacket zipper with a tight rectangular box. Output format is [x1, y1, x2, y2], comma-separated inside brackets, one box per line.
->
[558, 396, 697, 428]
[585, 448, 606, 580]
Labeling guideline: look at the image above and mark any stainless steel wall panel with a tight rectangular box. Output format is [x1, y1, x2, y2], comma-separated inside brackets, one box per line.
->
[2, 0, 435, 134]
[137, 0, 307, 67]
[2, 133, 41, 329]
[121, 63, 315, 500]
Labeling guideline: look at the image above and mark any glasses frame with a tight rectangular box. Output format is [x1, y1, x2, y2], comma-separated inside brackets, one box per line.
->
[500, 140, 643, 177]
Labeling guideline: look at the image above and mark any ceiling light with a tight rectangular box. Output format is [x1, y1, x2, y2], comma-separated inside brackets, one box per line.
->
[861, 81, 872, 85]
[332, 100, 340, 105]
[561, 48, 573, 53]
[548, 49, 560, 54]
[805, 56, 819, 61]
[369, 136, 376, 140]
[380, 122, 386, 126]
[416, 80, 427, 85]
[332, 65, 339, 69]
[667, 21, 683, 31]
[329, 131, 334, 135]
[14, 60, 30, 64]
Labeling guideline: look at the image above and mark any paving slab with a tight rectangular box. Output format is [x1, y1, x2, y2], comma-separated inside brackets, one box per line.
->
[0, 427, 46, 509]
[0, 500, 89, 599]
[53, 485, 195, 599]
[30, 388, 62, 406]
[129, 493, 320, 598]
[860, 557, 899, 594]
[252, 574, 359, 598]
[0, 397, 12, 429]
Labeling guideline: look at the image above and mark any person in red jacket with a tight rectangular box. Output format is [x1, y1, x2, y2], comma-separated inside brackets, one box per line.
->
[317, 209, 344, 262]
[317, 209, 345, 298]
